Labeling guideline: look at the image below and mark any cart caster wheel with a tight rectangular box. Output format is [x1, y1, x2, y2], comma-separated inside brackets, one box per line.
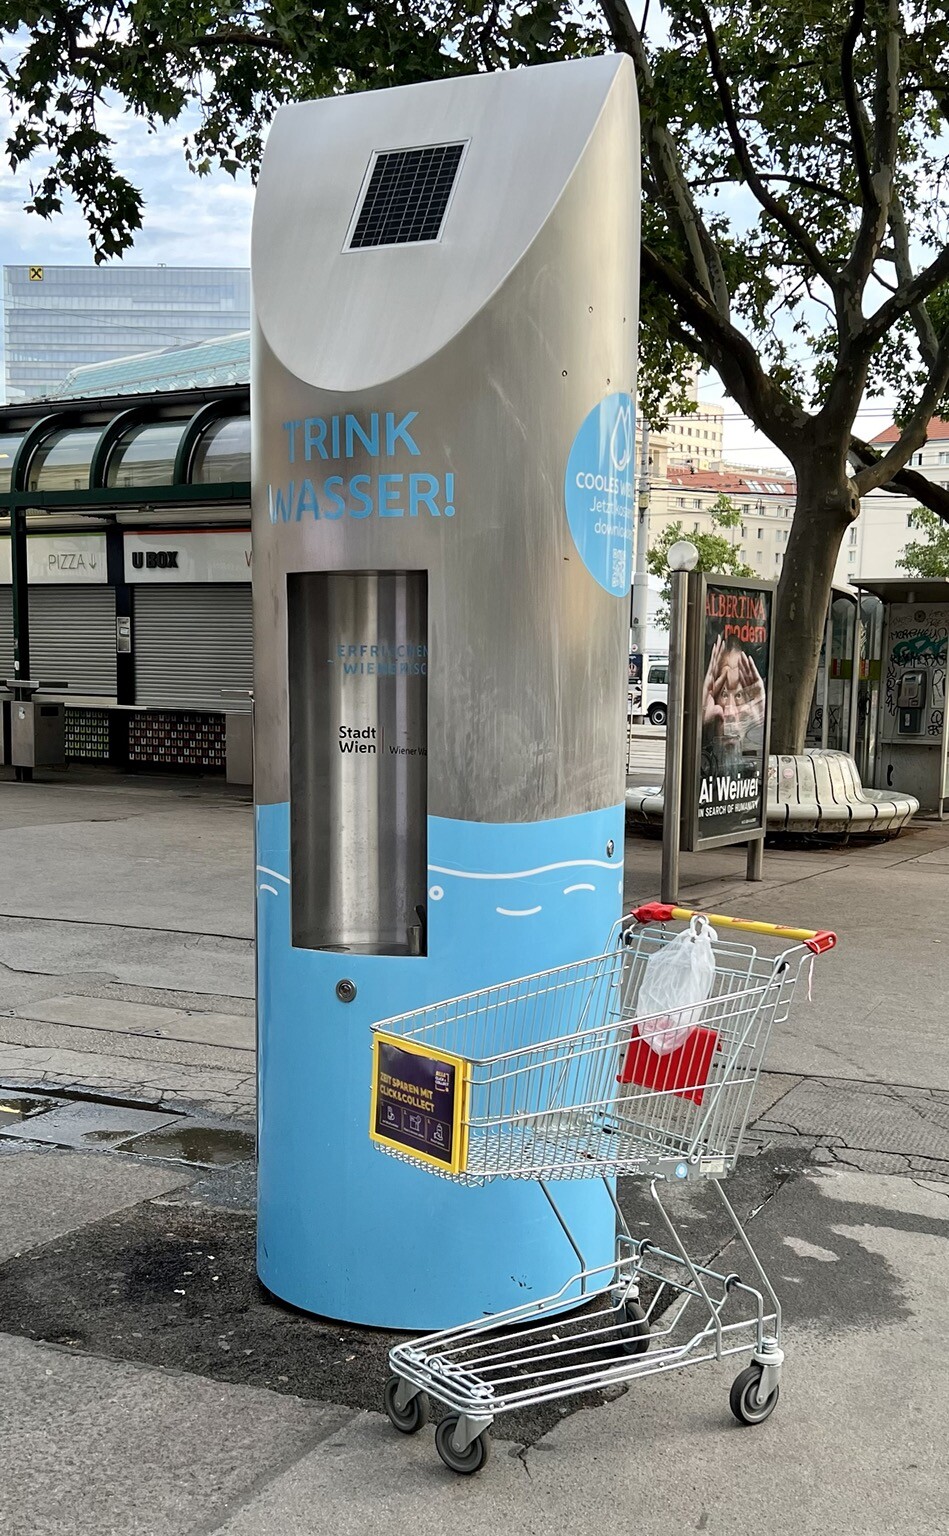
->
[614, 1299, 650, 1356]
[383, 1375, 430, 1434]
[730, 1364, 780, 1426]
[435, 1414, 492, 1475]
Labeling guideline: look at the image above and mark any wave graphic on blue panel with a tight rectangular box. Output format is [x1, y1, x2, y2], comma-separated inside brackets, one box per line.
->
[253, 799, 624, 1325]
[255, 801, 626, 984]
[428, 856, 621, 921]
[422, 808, 625, 986]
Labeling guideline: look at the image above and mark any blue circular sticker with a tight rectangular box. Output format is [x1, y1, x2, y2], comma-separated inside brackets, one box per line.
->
[564, 392, 635, 595]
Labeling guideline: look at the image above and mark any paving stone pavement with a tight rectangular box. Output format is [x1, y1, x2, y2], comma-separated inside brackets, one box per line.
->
[0, 1040, 256, 1117]
[0, 1330, 355, 1536]
[757, 1076, 949, 1181]
[1, 1161, 946, 1536]
[1, 776, 949, 1531]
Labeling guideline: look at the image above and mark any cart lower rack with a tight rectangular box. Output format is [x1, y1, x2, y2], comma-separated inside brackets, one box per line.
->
[370, 904, 835, 1474]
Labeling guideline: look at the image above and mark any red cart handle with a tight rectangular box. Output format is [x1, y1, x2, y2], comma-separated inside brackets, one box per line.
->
[630, 902, 837, 955]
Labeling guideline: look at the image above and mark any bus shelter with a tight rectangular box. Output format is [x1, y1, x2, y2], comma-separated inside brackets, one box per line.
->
[0, 348, 251, 780]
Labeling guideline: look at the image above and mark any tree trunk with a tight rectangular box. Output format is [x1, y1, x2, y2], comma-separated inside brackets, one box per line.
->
[769, 459, 859, 755]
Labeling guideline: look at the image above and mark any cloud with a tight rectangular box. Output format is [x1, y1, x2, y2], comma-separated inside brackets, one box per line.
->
[0, 88, 254, 268]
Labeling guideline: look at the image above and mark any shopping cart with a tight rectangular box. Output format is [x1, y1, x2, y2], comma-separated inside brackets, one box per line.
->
[369, 902, 836, 1474]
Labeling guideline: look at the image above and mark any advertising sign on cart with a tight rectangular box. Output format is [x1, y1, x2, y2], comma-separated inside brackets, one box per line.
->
[683, 575, 775, 852]
[370, 1035, 471, 1174]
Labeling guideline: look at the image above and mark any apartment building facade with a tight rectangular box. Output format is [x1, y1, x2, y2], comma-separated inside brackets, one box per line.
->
[835, 416, 949, 583]
[649, 465, 797, 579]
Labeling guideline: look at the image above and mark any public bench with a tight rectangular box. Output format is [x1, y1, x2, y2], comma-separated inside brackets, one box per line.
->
[625, 749, 919, 840]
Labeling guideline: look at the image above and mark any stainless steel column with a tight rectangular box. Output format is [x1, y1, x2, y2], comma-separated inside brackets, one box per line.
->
[289, 570, 427, 954]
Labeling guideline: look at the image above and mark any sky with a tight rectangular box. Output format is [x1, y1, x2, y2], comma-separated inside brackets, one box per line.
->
[0, 98, 255, 271]
[0, 93, 897, 462]
[701, 390, 899, 469]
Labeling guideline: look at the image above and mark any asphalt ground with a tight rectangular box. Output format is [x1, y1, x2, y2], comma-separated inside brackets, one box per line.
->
[0, 771, 947, 1532]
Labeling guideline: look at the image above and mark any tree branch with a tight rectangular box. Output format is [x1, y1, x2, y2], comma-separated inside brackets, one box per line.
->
[850, 437, 949, 527]
[851, 333, 949, 494]
[641, 242, 806, 455]
[598, 0, 730, 315]
[476, 0, 502, 70]
[695, 1, 841, 294]
[862, 242, 949, 345]
[871, 0, 902, 182]
[696, 172, 854, 207]
[802, 274, 836, 323]
[840, 2, 902, 299]
[839, 1, 874, 203]
[887, 190, 940, 370]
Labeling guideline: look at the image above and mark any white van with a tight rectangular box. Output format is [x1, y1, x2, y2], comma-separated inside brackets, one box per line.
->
[642, 659, 669, 726]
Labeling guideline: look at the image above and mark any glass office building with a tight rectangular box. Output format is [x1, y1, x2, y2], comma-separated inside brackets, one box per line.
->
[2, 265, 250, 403]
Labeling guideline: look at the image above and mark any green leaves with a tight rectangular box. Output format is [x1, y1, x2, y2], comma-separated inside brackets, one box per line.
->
[647, 497, 755, 626]
[898, 507, 949, 578]
[632, 0, 949, 445]
[2, 0, 947, 467]
[0, 0, 616, 262]
[0, 0, 461, 258]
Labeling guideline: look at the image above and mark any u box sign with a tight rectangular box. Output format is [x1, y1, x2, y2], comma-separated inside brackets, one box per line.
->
[132, 549, 179, 570]
[124, 530, 252, 583]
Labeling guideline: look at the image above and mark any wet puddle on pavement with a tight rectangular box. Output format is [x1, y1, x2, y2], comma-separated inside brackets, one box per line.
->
[0, 1099, 177, 1149]
[0, 1095, 55, 1124]
[84, 1126, 153, 1145]
[121, 1125, 255, 1167]
[0, 1092, 253, 1168]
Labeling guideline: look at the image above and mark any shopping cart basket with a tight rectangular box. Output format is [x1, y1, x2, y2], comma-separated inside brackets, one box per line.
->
[370, 902, 836, 1474]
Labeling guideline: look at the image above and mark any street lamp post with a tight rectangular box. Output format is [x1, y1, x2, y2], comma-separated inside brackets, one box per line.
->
[661, 539, 700, 903]
[630, 419, 650, 687]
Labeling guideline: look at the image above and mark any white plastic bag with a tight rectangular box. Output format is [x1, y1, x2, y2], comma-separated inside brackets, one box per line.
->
[635, 915, 718, 1055]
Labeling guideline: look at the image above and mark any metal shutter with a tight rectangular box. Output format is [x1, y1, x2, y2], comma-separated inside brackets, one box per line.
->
[0, 591, 11, 679]
[133, 584, 253, 712]
[32, 586, 117, 695]
[0, 587, 115, 695]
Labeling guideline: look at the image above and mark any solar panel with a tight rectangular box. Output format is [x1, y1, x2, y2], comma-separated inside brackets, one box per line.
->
[349, 143, 465, 249]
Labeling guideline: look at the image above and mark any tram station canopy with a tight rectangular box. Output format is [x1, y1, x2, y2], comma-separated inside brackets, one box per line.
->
[0, 333, 251, 516]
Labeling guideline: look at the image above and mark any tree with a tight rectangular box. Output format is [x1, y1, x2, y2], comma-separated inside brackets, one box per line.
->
[599, 0, 949, 750]
[647, 495, 754, 626]
[4, 2, 949, 750]
[898, 508, 949, 578]
[0, 1, 596, 261]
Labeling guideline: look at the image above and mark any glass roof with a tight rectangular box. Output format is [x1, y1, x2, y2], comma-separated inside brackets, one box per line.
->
[51, 331, 250, 401]
[107, 420, 189, 488]
[191, 415, 251, 483]
[0, 409, 248, 505]
[27, 426, 103, 493]
[0, 433, 23, 493]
